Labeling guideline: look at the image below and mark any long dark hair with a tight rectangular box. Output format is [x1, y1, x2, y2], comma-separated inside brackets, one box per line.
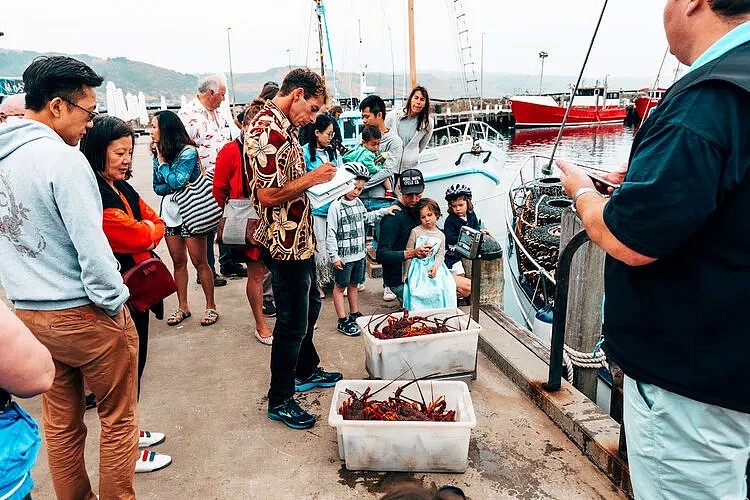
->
[307, 113, 337, 164]
[402, 86, 431, 131]
[80, 115, 135, 175]
[154, 110, 195, 164]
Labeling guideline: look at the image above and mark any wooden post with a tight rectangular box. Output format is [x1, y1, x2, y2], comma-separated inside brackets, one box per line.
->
[462, 255, 504, 308]
[559, 209, 605, 401]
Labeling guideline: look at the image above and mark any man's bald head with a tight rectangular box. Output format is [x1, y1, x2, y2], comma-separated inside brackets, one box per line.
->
[0, 93, 26, 123]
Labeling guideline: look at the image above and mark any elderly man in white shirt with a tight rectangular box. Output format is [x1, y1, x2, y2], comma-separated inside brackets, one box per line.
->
[178, 75, 245, 284]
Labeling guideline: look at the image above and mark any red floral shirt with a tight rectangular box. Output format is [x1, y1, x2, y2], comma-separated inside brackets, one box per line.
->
[244, 101, 315, 261]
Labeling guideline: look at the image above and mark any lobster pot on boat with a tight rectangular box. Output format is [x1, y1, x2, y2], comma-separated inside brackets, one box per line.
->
[356, 308, 481, 380]
[328, 379, 477, 472]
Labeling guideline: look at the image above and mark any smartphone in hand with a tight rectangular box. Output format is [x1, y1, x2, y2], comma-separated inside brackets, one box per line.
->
[584, 169, 620, 192]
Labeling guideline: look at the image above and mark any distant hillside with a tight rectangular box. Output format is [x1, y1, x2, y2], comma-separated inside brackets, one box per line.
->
[1, 49, 653, 108]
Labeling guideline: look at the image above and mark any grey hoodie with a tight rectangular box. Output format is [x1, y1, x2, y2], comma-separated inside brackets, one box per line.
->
[0, 120, 128, 315]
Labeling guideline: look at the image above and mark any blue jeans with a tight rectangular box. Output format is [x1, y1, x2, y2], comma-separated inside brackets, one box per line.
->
[206, 228, 235, 274]
[265, 257, 322, 407]
[623, 375, 750, 499]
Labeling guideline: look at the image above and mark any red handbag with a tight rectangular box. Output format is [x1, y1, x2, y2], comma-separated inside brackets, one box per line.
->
[122, 257, 177, 312]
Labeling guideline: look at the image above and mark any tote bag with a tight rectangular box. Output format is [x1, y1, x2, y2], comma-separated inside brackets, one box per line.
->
[171, 149, 223, 235]
[216, 147, 261, 246]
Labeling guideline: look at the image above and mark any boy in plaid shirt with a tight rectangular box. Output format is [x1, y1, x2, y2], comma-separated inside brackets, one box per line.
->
[326, 162, 400, 335]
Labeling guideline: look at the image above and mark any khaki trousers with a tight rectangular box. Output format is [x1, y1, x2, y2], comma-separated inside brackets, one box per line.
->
[16, 304, 139, 500]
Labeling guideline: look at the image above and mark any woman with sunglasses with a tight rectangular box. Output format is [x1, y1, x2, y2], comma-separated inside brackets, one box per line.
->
[151, 110, 219, 327]
[80, 115, 172, 473]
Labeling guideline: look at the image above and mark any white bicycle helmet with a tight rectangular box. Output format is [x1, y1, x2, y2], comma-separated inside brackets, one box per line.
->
[445, 183, 472, 201]
[344, 161, 371, 180]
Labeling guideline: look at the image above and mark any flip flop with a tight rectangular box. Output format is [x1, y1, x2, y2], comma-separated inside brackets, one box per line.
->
[254, 329, 273, 345]
[166, 309, 191, 326]
[201, 309, 219, 326]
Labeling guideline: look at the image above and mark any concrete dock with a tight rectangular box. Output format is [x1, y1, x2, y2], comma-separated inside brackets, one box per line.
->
[6, 138, 625, 499]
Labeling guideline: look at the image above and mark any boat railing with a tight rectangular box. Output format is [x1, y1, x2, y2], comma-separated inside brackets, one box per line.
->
[430, 120, 503, 148]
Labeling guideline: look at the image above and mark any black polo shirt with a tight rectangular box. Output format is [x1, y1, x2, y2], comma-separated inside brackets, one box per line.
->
[602, 42, 750, 413]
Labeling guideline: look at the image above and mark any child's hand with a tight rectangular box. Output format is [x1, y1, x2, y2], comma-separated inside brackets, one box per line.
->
[480, 229, 492, 236]
[332, 260, 344, 270]
[428, 266, 436, 279]
[374, 152, 388, 165]
[385, 205, 401, 216]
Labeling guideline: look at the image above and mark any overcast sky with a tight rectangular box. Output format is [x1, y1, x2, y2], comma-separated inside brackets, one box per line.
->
[2, 0, 675, 80]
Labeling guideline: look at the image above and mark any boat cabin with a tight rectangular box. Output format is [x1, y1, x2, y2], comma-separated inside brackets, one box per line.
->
[0, 77, 24, 104]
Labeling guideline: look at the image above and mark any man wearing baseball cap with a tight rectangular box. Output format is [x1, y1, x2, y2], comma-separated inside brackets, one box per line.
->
[376, 168, 435, 302]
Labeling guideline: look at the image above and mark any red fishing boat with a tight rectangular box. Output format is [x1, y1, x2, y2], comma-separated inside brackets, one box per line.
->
[634, 87, 666, 120]
[510, 86, 626, 128]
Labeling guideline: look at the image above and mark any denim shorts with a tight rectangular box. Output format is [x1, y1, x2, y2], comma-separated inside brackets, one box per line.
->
[334, 258, 366, 287]
[165, 224, 193, 238]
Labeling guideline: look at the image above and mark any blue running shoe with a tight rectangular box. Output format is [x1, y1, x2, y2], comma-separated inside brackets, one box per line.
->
[267, 398, 315, 429]
[295, 367, 343, 392]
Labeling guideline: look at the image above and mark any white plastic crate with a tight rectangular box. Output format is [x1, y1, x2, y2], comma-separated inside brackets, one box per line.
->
[328, 379, 477, 472]
[355, 307, 480, 379]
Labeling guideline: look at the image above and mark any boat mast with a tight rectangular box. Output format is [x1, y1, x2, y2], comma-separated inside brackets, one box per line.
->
[408, 0, 417, 91]
[314, 1, 326, 82]
[314, 0, 338, 103]
[538, 51, 548, 94]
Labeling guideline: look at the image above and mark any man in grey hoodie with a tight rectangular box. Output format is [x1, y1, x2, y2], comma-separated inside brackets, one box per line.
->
[0, 56, 139, 499]
[358, 94, 403, 210]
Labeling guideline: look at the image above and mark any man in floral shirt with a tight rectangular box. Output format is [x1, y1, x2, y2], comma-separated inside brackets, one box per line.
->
[245, 68, 343, 430]
[179, 75, 245, 283]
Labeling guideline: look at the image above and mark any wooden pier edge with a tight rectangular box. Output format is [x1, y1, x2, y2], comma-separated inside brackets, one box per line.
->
[477, 305, 633, 497]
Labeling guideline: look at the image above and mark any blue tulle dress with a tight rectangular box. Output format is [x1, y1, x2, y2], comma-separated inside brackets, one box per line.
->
[403, 227, 457, 311]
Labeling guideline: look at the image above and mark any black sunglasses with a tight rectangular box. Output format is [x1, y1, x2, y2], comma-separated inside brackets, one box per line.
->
[60, 96, 98, 122]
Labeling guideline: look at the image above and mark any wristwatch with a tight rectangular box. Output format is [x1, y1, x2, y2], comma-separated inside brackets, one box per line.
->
[571, 187, 600, 214]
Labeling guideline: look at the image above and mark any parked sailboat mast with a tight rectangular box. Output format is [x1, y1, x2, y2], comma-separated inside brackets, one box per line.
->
[408, 0, 417, 90]
[314, 0, 338, 101]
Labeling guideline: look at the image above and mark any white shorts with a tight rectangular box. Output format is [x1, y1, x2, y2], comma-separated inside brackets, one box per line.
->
[449, 261, 465, 276]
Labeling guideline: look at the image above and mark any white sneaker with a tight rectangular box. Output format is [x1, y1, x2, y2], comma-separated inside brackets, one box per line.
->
[135, 449, 172, 473]
[383, 287, 397, 302]
[138, 430, 166, 448]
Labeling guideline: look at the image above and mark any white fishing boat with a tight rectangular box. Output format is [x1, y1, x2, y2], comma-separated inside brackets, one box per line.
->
[419, 120, 505, 227]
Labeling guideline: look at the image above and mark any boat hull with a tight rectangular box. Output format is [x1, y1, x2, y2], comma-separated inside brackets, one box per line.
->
[634, 96, 659, 120]
[510, 98, 626, 128]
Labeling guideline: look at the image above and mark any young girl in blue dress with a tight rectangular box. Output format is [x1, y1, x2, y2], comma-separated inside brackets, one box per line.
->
[403, 198, 457, 311]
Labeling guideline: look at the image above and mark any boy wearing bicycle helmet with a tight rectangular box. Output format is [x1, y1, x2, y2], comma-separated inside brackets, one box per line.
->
[444, 184, 483, 276]
[326, 162, 400, 335]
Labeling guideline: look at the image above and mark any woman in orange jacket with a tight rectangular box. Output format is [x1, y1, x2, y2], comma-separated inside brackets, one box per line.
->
[80, 115, 172, 474]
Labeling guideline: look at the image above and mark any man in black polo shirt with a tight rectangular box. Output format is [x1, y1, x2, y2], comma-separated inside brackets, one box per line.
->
[557, 1, 750, 497]
[376, 169, 433, 302]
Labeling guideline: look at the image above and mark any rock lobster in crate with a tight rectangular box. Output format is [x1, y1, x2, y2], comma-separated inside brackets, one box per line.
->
[328, 379, 477, 472]
[355, 308, 481, 380]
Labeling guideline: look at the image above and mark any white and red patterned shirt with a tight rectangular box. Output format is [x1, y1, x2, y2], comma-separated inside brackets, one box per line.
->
[178, 96, 230, 174]
[245, 101, 315, 261]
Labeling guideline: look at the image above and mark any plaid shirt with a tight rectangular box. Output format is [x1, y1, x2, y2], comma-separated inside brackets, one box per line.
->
[245, 101, 315, 261]
[326, 197, 387, 263]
